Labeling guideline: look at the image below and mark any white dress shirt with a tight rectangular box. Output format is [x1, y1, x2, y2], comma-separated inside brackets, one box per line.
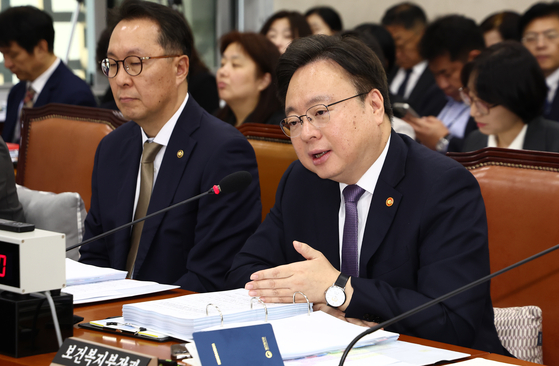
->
[487, 124, 528, 150]
[132, 93, 189, 218]
[337, 135, 391, 273]
[389, 61, 428, 100]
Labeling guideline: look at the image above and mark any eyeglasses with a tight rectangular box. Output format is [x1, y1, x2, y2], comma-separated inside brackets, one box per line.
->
[100, 55, 181, 78]
[280, 92, 369, 137]
[459, 87, 496, 116]
[522, 30, 559, 46]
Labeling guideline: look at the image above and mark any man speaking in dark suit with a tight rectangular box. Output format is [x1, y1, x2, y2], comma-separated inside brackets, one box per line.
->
[0, 6, 97, 143]
[227, 35, 508, 354]
[79, 1, 261, 292]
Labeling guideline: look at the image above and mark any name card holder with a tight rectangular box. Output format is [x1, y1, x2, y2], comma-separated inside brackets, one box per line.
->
[50, 337, 157, 366]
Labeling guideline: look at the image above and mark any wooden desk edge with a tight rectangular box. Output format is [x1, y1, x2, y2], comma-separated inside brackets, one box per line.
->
[0, 289, 542, 366]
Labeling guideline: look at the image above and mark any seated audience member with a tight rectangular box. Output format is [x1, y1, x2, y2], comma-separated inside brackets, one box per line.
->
[79, 1, 261, 292]
[260, 11, 312, 54]
[226, 35, 509, 355]
[354, 23, 396, 73]
[462, 41, 559, 152]
[381, 2, 447, 118]
[305, 6, 343, 35]
[479, 11, 521, 47]
[215, 32, 283, 126]
[0, 137, 24, 222]
[520, 3, 559, 122]
[0, 6, 97, 143]
[410, 15, 484, 152]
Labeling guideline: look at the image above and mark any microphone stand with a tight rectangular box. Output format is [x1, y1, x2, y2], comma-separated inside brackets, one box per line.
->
[338, 241, 559, 365]
[66, 188, 214, 252]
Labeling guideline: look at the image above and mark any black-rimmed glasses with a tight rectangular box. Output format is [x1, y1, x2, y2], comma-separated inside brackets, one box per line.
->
[280, 92, 369, 137]
[100, 55, 181, 78]
[459, 87, 496, 116]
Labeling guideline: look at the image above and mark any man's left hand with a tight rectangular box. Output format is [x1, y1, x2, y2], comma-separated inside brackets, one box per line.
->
[245, 241, 340, 305]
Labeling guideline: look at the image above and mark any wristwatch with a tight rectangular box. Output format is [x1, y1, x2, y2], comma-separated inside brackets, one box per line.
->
[436, 133, 451, 153]
[325, 273, 350, 308]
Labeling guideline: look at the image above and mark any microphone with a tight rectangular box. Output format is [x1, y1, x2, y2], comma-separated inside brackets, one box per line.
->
[66, 171, 252, 252]
[338, 241, 559, 365]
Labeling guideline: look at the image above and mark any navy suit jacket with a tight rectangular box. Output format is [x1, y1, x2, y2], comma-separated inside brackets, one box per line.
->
[388, 66, 447, 117]
[463, 116, 559, 153]
[80, 97, 262, 292]
[544, 88, 559, 122]
[227, 131, 507, 354]
[3, 61, 97, 142]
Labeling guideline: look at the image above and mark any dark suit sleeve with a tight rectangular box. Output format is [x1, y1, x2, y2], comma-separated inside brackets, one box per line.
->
[226, 163, 293, 288]
[175, 135, 261, 291]
[345, 165, 491, 348]
[80, 138, 111, 267]
[0, 137, 24, 222]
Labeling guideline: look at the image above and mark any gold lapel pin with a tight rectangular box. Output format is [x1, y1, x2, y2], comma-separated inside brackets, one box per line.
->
[386, 197, 394, 207]
[177, 150, 184, 158]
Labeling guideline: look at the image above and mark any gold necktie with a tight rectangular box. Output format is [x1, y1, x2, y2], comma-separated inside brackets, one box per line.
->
[126, 141, 163, 278]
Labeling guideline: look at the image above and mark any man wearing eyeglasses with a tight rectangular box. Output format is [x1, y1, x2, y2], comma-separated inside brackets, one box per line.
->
[227, 35, 508, 354]
[79, 1, 261, 292]
[520, 2, 559, 122]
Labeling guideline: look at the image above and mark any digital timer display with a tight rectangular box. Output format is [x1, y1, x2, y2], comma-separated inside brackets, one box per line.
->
[0, 241, 20, 288]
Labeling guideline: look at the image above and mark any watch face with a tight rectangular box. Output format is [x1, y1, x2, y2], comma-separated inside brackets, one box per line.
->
[325, 286, 345, 307]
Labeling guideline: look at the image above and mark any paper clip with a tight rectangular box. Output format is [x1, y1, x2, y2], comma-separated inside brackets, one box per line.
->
[292, 291, 311, 316]
[206, 303, 224, 326]
[250, 297, 268, 322]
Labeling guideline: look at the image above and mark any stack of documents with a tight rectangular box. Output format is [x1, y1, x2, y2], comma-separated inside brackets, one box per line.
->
[66, 258, 127, 286]
[122, 288, 311, 340]
[64, 259, 179, 304]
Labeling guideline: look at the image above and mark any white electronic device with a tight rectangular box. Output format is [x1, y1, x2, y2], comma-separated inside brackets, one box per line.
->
[0, 228, 66, 293]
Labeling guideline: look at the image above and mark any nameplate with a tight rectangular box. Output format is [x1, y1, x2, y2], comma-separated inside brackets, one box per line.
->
[51, 337, 157, 366]
[193, 323, 283, 366]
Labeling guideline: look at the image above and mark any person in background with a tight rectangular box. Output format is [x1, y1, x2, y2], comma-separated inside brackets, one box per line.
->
[0, 136, 24, 222]
[260, 10, 312, 54]
[411, 15, 484, 153]
[305, 6, 343, 35]
[0, 6, 97, 143]
[215, 32, 283, 127]
[462, 41, 559, 152]
[381, 2, 447, 118]
[354, 23, 397, 73]
[479, 11, 521, 47]
[519, 2, 559, 122]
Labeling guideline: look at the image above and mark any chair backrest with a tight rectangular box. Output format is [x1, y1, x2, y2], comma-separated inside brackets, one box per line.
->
[448, 147, 559, 364]
[18, 103, 127, 212]
[237, 123, 298, 221]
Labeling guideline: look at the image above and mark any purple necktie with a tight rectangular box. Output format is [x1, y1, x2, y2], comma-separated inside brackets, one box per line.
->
[341, 185, 366, 277]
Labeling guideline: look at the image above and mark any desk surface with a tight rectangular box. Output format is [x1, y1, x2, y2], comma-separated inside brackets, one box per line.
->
[0, 289, 540, 366]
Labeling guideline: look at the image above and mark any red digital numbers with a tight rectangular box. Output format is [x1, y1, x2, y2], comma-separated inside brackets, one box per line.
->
[0, 254, 6, 277]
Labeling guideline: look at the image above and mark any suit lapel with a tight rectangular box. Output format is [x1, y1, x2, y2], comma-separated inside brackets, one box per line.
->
[34, 62, 64, 107]
[133, 98, 202, 272]
[359, 131, 406, 275]
[523, 117, 545, 150]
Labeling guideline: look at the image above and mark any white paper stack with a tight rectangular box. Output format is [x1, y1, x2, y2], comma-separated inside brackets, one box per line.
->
[66, 258, 127, 286]
[122, 288, 312, 340]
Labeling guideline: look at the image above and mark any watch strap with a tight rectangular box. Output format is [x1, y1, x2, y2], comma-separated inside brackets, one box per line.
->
[334, 273, 350, 289]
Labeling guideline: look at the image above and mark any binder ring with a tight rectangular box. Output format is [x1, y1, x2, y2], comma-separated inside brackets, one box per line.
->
[292, 291, 311, 316]
[206, 303, 224, 326]
[250, 297, 268, 322]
